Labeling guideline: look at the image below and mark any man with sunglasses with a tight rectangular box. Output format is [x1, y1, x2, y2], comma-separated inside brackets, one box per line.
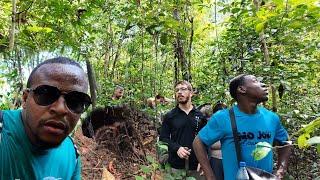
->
[0, 57, 91, 179]
[159, 80, 206, 179]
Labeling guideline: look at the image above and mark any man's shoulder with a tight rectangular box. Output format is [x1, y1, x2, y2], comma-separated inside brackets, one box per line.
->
[2, 109, 23, 130]
[258, 106, 279, 119]
[53, 136, 79, 162]
[60, 136, 78, 151]
[163, 107, 179, 119]
[212, 108, 229, 118]
[3, 109, 22, 120]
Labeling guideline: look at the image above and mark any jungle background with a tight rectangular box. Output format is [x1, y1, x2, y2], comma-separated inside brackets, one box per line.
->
[0, 0, 319, 179]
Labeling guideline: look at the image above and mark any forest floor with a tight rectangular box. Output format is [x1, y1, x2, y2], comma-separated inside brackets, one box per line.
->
[73, 105, 320, 180]
[74, 106, 159, 179]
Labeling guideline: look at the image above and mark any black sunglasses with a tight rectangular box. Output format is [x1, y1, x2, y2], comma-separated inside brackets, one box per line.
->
[27, 85, 92, 114]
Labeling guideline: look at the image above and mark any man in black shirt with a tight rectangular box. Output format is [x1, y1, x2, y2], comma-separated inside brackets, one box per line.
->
[159, 80, 206, 179]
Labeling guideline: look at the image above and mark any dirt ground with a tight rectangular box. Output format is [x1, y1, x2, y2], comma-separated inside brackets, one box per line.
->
[73, 105, 159, 179]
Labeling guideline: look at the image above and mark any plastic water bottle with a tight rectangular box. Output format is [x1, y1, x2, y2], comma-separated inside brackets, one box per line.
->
[236, 161, 250, 180]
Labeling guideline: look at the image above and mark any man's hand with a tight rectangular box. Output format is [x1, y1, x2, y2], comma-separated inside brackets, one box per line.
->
[197, 163, 204, 176]
[275, 164, 285, 179]
[177, 147, 191, 159]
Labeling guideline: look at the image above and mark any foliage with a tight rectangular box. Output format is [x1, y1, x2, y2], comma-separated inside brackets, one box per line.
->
[0, 0, 319, 178]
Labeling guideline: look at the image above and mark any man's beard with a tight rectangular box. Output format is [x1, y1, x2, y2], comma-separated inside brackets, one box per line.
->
[35, 134, 62, 149]
[34, 119, 69, 149]
[257, 96, 268, 103]
[177, 96, 190, 104]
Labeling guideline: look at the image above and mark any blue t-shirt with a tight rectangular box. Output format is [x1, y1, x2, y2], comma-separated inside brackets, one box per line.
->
[0, 110, 81, 180]
[198, 105, 288, 180]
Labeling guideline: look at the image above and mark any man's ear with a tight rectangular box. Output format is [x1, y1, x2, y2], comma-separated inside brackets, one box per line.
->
[22, 90, 29, 109]
[237, 86, 246, 94]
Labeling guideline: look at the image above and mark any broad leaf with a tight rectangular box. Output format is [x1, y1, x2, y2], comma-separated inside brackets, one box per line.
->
[252, 142, 272, 161]
[135, 176, 144, 180]
[307, 136, 320, 146]
[297, 133, 310, 148]
[255, 22, 265, 33]
[146, 155, 155, 163]
[140, 165, 151, 174]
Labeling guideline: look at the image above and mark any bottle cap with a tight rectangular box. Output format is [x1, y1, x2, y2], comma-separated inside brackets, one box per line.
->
[239, 161, 246, 167]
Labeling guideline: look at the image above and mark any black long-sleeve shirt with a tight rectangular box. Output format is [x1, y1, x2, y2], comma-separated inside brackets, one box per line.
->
[159, 106, 206, 170]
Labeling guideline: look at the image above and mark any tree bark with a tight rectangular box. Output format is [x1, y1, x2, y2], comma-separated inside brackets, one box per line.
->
[86, 59, 97, 109]
[271, 84, 277, 112]
[187, 16, 194, 82]
[173, 8, 190, 81]
[253, 0, 270, 64]
[9, 0, 16, 51]
[111, 38, 123, 79]
[253, 0, 275, 110]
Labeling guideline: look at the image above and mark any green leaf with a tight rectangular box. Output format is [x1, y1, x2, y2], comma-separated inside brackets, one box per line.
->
[256, 142, 273, 148]
[255, 22, 265, 33]
[146, 155, 155, 163]
[160, 33, 168, 45]
[26, 26, 53, 33]
[231, 8, 240, 14]
[317, 144, 320, 154]
[307, 136, 320, 146]
[289, 21, 303, 29]
[252, 142, 272, 161]
[135, 176, 144, 180]
[186, 177, 197, 180]
[140, 165, 151, 174]
[297, 133, 310, 148]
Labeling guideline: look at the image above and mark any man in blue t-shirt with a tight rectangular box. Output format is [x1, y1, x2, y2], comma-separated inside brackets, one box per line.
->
[193, 74, 291, 180]
[0, 57, 92, 179]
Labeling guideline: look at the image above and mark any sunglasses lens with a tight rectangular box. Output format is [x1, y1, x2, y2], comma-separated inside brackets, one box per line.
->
[33, 85, 61, 106]
[65, 91, 91, 113]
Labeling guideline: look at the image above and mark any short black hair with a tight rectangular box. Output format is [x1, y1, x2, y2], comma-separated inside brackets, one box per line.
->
[27, 57, 82, 88]
[155, 94, 164, 99]
[229, 74, 247, 100]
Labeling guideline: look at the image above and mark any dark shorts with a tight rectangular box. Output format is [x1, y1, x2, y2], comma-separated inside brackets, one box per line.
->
[210, 157, 224, 180]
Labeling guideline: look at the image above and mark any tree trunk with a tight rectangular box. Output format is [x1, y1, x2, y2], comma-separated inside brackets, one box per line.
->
[271, 85, 277, 112]
[9, 0, 16, 51]
[153, 34, 159, 96]
[111, 38, 123, 79]
[13, 49, 23, 108]
[104, 22, 113, 78]
[173, 8, 190, 81]
[187, 16, 194, 82]
[104, 43, 110, 77]
[141, 24, 145, 102]
[253, 0, 270, 64]
[253, 0, 275, 110]
[174, 61, 178, 85]
[86, 59, 97, 109]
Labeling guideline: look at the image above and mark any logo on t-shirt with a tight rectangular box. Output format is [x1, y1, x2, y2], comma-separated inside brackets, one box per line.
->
[238, 131, 272, 145]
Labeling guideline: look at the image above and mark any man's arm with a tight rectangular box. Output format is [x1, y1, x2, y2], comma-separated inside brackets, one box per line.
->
[275, 143, 291, 179]
[159, 115, 180, 152]
[193, 136, 216, 180]
[274, 115, 292, 179]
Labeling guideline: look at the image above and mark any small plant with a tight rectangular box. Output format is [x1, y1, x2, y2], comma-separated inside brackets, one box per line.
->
[252, 117, 320, 161]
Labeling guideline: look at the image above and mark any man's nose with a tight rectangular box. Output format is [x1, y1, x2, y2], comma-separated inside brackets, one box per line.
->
[49, 96, 68, 114]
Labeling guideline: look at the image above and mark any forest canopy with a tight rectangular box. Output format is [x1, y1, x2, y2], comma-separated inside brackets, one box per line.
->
[0, 0, 319, 178]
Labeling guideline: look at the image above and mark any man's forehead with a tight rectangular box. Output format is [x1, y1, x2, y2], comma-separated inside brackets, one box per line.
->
[244, 75, 257, 81]
[32, 63, 88, 90]
[175, 84, 188, 88]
